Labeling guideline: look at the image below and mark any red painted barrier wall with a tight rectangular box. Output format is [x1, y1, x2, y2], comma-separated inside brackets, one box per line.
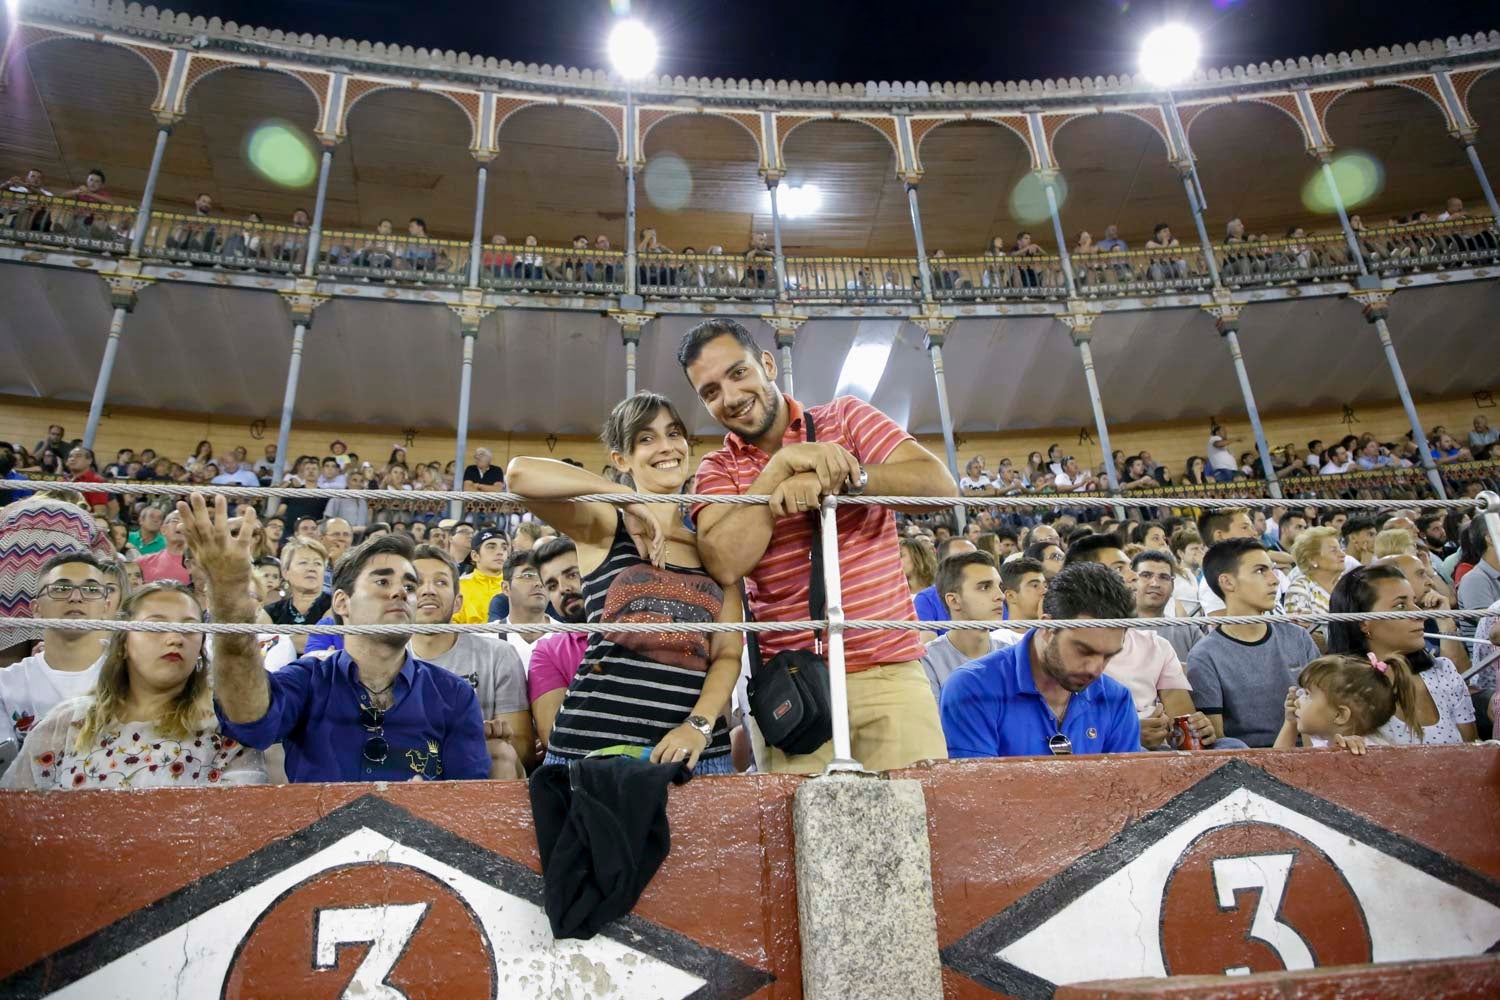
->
[901, 747, 1500, 1000]
[0, 775, 803, 999]
[1056, 954, 1500, 999]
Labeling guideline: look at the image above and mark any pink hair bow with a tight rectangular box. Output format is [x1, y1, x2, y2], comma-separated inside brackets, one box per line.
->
[1367, 652, 1390, 674]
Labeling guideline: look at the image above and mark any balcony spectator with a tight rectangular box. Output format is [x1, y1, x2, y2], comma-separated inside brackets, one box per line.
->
[1144, 223, 1188, 284]
[1279, 225, 1313, 273]
[1429, 431, 1473, 465]
[1095, 224, 1127, 253]
[1119, 455, 1158, 490]
[272, 208, 311, 266]
[1053, 455, 1098, 493]
[594, 233, 616, 282]
[929, 249, 963, 291]
[210, 454, 260, 489]
[1353, 438, 1401, 471]
[1468, 416, 1497, 459]
[482, 234, 515, 280]
[1072, 230, 1103, 286]
[4, 168, 53, 230]
[1319, 445, 1356, 475]
[168, 193, 218, 255]
[355, 218, 399, 269]
[63, 446, 107, 511]
[276, 457, 329, 527]
[253, 444, 277, 484]
[744, 231, 775, 289]
[517, 233, 547, 282]
[941, 561, 1141, 758]
[981, 234, 1008, 289]
[637, 227, 673, 288]
[1010, 231, 1044, 290]
[959, 456, 995, 496]
[404, 217, 435, 272]
[1204, 423, 1239, 483]
[4, 582, 268, 790]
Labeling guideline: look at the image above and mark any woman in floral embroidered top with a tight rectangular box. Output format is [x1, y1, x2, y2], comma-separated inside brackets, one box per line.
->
[2, 583, 266, 790]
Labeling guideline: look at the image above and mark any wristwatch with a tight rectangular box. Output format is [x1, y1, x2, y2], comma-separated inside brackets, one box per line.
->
[686, 715, 714, 742]
[843, 464, 869, 496]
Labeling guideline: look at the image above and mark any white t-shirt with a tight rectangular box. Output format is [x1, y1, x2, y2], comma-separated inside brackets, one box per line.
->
[211, 468, 260, 488]
[0, 652, 104, 747]
[1207, 435, 1236, 472]
[1054, 471, 1092, 492]
[499, 618, 542, 669]
[959, 474, 993, 493]
[1376, 658, 1476, 746]
[1320, 460, 1356, 475]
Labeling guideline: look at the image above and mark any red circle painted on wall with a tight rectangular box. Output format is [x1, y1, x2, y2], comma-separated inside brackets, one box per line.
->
[222, 862, 495, 1000]
[1160, 821, 1372, 976]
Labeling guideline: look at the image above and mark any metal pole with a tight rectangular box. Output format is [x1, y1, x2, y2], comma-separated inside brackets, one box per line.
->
[467, 163, 488, 289]
[1042, 178, 1078, 296]
[1162, 92, 1220, 286]
[905, 182, 935, 300]
[777, 337, 795, 397]
[452, 329, 476, 521]
[1373, 314, 1447, 499]
[302, 146, 333, 278]
[1221, 326, 1283, 499]
[129, 125, 171, 258]
[264, 322, 308, 516]
[767, 179, 789, 297]
[925, 335, 965, 530]
[1320, 159, 1369, 275]
[624, 337, 638, 398]
[1073, 337, 1121, 497]
[1478, 491, 1500, 575]
[623, 86, 638, 296]
[82, 306, 128, 449]
[819, 496, 861, 773]
[1462, 140, 1500, 224]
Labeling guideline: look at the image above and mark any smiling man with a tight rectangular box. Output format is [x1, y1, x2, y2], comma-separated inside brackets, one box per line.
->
[940, 562, 1141, 758]
[182, 496, 488, 783]
[679, 318, 957, 773]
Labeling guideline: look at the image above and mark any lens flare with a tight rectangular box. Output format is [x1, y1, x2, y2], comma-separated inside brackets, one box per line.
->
[1009, 172, 1066, 225]
[643, 153, 693, 211]
[1300, 151, 1384, 215]
[246, 122, 317, 188]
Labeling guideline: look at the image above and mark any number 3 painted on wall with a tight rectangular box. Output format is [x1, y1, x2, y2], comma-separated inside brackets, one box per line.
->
[314, 903, 429, 1000]
[1211, 854, 1315, 975]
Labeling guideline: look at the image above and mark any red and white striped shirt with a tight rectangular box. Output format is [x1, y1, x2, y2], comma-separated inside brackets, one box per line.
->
[691, 396, 923, 671]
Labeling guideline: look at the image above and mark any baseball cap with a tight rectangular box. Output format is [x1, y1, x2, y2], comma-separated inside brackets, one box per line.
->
[474, 527, 508, 550]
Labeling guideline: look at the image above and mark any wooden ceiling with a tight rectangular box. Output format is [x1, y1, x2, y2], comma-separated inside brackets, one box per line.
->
[4, 37, 1499, 255]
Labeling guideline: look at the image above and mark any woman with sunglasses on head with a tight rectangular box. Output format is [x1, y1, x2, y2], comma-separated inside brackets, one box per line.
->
[4, 582, 267, 789]
[508, 392, 742, 773]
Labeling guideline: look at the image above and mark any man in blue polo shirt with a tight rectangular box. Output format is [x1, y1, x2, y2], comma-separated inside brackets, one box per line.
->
[180, 494, 488, 782]
[941, 561, 1141, 757]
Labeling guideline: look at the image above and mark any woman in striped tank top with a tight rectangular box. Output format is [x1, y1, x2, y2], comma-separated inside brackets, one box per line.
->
[507, 392, 743, 774]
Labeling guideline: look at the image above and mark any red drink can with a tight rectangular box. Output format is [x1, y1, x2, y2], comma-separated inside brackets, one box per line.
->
[1174, 714, 1203, 750]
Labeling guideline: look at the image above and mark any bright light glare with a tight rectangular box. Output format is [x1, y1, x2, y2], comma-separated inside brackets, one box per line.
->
[1009, 172, 1066, 225]
[7, 0, 22, 22]
[835, 325, 897, 401]
[644, 153, 693, 210]
[608, 20, 658, 79]
[1138, 24, 1201, 87]
[779, 184, 822, 219]
[1301, 151, 1384, 215]
[247, 122, 318, 188]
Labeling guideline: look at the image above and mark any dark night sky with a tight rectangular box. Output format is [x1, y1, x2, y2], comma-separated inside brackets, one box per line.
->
[164, 0, 1492, 84]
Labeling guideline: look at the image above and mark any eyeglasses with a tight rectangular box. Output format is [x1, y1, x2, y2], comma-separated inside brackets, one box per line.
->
[511, 571, 541, 583]
[1047, 733, 1074, 756]
[360, 703, 389, 764]
[40, 582, 108, 600]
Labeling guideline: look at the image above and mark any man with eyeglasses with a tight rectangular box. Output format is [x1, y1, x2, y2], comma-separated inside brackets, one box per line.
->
[182, 495, 488, 783]
[0, 553, 113, 748]
[940, 561, 1141, 758]
[489, 549, 550, 668]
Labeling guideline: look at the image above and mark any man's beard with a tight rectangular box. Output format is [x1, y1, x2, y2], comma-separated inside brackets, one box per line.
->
[555, 594, 587, 625]
[1038, 634, 1090, 694]
[746, 386, 781, 441]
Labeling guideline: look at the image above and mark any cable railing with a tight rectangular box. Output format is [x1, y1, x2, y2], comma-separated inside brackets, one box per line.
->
[0, 191, 133, 254]
[318, 228, 470, 285]
[636, 249, 779, 299]
[784, 254, 924, 303]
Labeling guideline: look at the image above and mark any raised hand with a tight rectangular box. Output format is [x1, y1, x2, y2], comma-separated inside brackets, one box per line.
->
[177, 493, 257, 588]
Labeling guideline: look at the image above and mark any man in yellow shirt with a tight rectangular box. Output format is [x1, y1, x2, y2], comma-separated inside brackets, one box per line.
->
[453, 526, 507, 625]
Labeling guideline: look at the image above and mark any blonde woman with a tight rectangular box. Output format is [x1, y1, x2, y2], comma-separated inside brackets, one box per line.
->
[1286, 526, 1345, 648]
[3, 583, 266, 789]
[900, 535, 938, 596]
[1373, 528, 1417, 560]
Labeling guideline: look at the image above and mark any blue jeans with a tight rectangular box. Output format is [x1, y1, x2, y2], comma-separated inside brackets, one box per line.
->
[1211, 468, 1237, 483]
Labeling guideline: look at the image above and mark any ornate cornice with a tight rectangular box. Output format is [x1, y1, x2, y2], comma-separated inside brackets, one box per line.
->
[19, 1, 1500, 114]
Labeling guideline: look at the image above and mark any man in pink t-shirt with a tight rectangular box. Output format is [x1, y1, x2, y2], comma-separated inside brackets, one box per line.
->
[528, 537, 588, 748]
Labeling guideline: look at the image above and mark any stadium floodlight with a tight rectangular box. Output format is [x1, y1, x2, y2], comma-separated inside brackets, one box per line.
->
[1138, 24, 1200, 88]
[608, 20, 658, 80]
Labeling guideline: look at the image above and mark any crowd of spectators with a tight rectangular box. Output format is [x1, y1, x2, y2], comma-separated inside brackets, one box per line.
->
[0, 319, 1496, 792]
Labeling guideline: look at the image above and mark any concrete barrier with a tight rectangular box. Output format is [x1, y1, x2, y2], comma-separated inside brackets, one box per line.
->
[905, 748, 1500, 999]
[1056, 954, 1500, 998]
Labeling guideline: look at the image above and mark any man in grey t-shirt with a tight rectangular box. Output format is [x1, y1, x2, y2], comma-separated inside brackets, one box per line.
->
[918, 551, 1021, 701]
[1186, 539, 1320, 747]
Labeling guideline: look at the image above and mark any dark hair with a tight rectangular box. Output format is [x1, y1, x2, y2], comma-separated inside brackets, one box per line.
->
[1131, 548, 1178, 573]
[411, 542, 459, 583]
[995, 526, 1020, 545]
[1298, 652, 1421, 741]
[533, 535, 578, 572]
[1197, 507, 1248, 543]
[1327, 563, 1435, 672]
[602, 391, 687, 457]
[1023, 540, 1060, 563]
[331, 533, 417, 599]
[1152, 222, 1171, 238]
[38, 550, 112, 583]
[87, 168, 106, 182]
[503, 548, 539, 581]
[1201, 538, 1266, 599]
[409, 216, 427, 229]
[935, 550, 997, 608]
[1041, 562, 1136, 620]
[1183, 456, 1207, 484]
[1415, 513, 1443, 535]
[1001, 556, 1045, 593]
[1461, 519, 1491, 563]
[1341, 515, 1380, 540]
[677, 318, 760, 370]
[1064, 532, 1125, 566]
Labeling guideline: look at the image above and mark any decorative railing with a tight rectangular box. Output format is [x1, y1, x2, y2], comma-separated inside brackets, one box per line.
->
[1364, 215, 1500, 276]
[479, 243, 626, 295]
[138, 208, 310, 273]
[1215, 229, 1362, 287]
[927, 252, 1070, 299]
[783, 254, 924, 303]
[636, 249, 779, 299]
[0, 191, 133, 254]
[317, 228, 470, 285]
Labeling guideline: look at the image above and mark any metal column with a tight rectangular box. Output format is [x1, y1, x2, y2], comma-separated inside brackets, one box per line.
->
[767, 178, 789, 297]
[1042, 178, 1079, 296]
[302, 145, 333, 278]
[623, 334, 639, 398]
[776, 332, 795, 398]
[924, 329, 965, 530]
[265, 321, 309, 515]
[1217, 315, 1282, 499]
[905, 183, 935, 301]
[128, 126, 171, 258]
[1320, 159, 1367, 271]
[452, 327, 477, 521]
[1462, 140, 1500, 223]
[467, 163, 488, 288]
[623, 87, 638, 296]
[82, 305, 129, 450]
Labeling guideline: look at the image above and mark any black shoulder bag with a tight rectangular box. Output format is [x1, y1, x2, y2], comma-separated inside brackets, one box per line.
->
[742, 412, 834, 756]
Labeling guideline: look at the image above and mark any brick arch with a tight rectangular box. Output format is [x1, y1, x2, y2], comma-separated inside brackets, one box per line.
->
[491, 97, 549, 146]
[1240, 94, 1315, 149]
[912, 116, 1036, 171]
[639, 110, 764, 165]
[1320, 80, 1454, 144]
[778, 114, 900, 165]
[343, 81, 478, 147]
[1185, 98, 1302, 150]
[1450, 66, 1498, 130]
[495, 101, 623, 161]
[19, 29, 169, 108]
[1049, 109, 1172, 163]
[181, 59, 326, 124]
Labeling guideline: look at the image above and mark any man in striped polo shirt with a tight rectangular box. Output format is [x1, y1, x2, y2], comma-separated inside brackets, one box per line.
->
[680, 319, 958, 773]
